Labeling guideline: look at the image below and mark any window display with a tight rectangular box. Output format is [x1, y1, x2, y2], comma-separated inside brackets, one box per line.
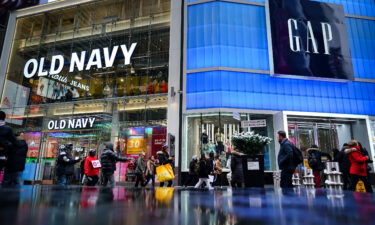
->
[183, 113, 275, 172]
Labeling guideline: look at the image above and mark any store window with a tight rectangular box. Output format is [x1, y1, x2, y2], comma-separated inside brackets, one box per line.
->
[183, 113, 275, 172]
[0, 0, 171, 183]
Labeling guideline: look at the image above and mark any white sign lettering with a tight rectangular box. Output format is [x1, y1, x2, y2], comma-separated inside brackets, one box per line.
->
[24, 43, 137, 78]
[47, 117, 96, 130]
[241, 119, 267, 128]
[287, 18, 333, 55]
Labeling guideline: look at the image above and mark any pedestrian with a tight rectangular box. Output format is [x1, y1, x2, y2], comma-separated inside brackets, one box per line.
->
[157, 144, 174, 187]
[100, 142, 128, 187]
[345, 140, 373, 193]
[183, 155, 199, 187]
[336, 143, 351, 190]
[277, 130, 296, 188]
[0, 111, 17, 171]
[307, 145, 332, 188]
[2, 133, 28, 187]
[230, 150, 245, 188]
[144, 155, 156, 187]
[208, 152, 215, 185]
[214, 155, 223, 187]
[134, 152, 146, 188]
[194, 154, 213, 190]
[56, 143, 81, 186]
[84, 149, 100, 186]
[358, 142, 373, 181]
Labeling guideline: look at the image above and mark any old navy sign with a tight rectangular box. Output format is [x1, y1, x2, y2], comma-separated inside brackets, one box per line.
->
[23, 43, 137, 78]
[47, 117, 96, 130]
[267, 0, 354, 80]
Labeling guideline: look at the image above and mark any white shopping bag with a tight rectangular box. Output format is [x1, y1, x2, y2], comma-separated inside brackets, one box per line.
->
[91, 160, 102, 168]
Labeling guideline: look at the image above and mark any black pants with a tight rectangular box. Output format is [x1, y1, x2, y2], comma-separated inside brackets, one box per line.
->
[342, 172, 350, 190]
[231, 181, 243, 188]
[144, 174, 155, 187]
[160, 180, 173, 187]
[349, 174, 373, 193]
[183, 174, 198, 187]
[280, 169, 294, 188]
[135, 173, 145, 187]
[87, 175, 99, 186]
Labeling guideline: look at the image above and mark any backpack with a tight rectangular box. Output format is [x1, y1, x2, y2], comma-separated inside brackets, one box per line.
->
[308, 152, 319, 169]
[292, 145, 303, 166]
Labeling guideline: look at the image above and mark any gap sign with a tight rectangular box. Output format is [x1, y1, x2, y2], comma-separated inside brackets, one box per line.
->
[268, 0, 353, 80]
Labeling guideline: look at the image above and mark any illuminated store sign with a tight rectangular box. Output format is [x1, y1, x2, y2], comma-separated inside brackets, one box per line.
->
[47, 117, 96, 130]
[268, 0, 353, 80]
[23, 43, 137, 78]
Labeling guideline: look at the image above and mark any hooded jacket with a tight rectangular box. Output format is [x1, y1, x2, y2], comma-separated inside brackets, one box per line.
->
[307, 148, 332, 171]
[5, 137, 28, 172]
[84, 155, 100, 177]
[345, 147, 368, 176]
[277, 139, 295, 170]
[100, 148, 128, 174]
[157, 150, 170, 165]
[56, 149, 79, 176]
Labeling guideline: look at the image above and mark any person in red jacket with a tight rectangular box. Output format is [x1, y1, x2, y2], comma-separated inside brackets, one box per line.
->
[84, 149, 101, 186]
[345, 140, 373, 193]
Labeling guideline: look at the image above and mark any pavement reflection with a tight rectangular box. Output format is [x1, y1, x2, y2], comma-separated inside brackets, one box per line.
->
[0, 186, 375, 225]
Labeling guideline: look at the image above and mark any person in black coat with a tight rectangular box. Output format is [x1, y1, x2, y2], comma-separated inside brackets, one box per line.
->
[183, 155, 199, 187]
[194, 154, 213, 190]
[2, 133, 28, 187]
[230, 150, 245, 188]
[56, 143, 80, 186]
[100, 142, 128, 187]
[307, 145, 332, 188]
[277, 131, 296, 188]
[0, 111, 17, 170]
[336, 143, 351, 190]
[157, 145, 174, 187]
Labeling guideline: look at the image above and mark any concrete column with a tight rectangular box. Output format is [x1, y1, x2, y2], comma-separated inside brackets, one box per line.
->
[273, 111, 288, 171]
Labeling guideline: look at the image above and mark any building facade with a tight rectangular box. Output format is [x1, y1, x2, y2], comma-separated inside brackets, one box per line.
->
[0, 0, 374, 184]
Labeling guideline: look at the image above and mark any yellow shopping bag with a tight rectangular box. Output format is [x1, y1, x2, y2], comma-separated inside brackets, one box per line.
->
[156, 164, 175, 182]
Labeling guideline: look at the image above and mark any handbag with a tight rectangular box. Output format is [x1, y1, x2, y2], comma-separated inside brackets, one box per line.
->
[156, 164, 175, 182]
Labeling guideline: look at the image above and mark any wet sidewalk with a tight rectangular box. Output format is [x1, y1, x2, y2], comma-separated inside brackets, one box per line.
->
[0, 186, 374, 225]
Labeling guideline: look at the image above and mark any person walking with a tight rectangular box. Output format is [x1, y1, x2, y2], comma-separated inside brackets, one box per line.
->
[2, 133, 28, 187]
[134, 152, 146, 188]
[214, 155, 223, 187]
[144, 155, 156, 187]
[345, 140, 373, 193]
[183, 155, 199, 187]
[194, 154, 213, 190]
[100, 142, 128, 187]
[277, 130, 296, 188]
[157, 145, 174, 187]
[307, 145, 332, 188]
[84, 149, 100, 186]
[0, 111, 17, 171]
[56, 143, 80, 186]
[230, 150, 245, 188]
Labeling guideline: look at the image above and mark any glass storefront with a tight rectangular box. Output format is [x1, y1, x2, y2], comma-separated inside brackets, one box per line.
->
[182, 112, 275, 172]
[1, 0, 171, 183]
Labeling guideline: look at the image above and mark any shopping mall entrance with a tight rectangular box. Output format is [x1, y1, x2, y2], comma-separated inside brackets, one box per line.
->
[288, 116, 370, 156]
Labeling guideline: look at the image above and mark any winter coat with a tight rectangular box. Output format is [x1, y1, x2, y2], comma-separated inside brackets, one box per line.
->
[135, 157, 146, 174]
[231, 154, 244, 183]
[100, 148, 128, 174]
[189, 160, 199, 175]
[336, 147, 351, 174]
[307, 148, 332, 171]
[56, 150, 79, 176]
[198, 159, 210, 178]
[157, 151, 170, 165]
[345, 147, 368, 177]
[146, 160, 156, 176]
[0, 121, 17, 151]
[5, 138, 28, 172]
[84, 155, 100, 177]
[278, 139, 295, 170]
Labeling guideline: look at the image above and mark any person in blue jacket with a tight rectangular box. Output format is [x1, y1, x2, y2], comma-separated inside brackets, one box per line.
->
[277, 131, 296, 188]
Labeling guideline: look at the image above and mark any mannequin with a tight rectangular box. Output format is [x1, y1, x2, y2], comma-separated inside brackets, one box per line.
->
[201, 129, 209, 154]
[215, 128, 224, 155]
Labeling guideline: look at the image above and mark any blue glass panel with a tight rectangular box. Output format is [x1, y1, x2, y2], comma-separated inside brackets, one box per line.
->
[313, 0, 375, 17]
[186, 71, 375, 115]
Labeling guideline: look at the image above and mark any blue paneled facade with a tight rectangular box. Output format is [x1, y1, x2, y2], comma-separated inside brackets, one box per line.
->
[186, 0, 375, 115]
